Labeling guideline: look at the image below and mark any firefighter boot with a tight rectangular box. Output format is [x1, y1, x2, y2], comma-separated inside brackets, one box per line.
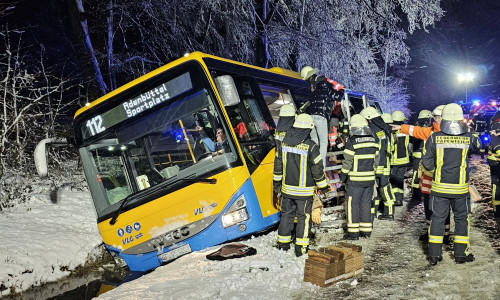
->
[295, 245, 308, 257]
[360, 232, 371, 238]
[343, 233, 359, 240]
[455, 254, 475, 264]
[378, 214, 394, 221]
[277, 242, 290, 251]
[428, 255, 443, 266]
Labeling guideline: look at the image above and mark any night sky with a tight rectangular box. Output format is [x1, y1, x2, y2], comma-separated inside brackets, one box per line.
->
[406, 0, 500, 116]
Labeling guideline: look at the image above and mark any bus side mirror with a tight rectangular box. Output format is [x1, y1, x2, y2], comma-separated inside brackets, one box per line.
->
[214, 75, 241, 107]
[34, 137, 71, 177]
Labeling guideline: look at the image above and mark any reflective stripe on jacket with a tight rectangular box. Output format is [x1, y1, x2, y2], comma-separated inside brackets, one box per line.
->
[273, 138, 327, 199]
[341, 135, 380, 186]
[422, 131, 481, 197]
[391, 131, 410, 166]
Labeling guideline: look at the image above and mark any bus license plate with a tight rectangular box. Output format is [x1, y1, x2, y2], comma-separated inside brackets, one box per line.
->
[159, 244, 192, 263]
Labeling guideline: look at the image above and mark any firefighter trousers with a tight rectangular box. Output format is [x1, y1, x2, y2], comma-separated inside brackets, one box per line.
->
[422, 193, 450, 237]
[428, 195, 471, 258]
[390, 166, 406, 204]
[377, 175, 395, 216]
[346, 183, 374, 237]
[277, 196, 312, 252]
[490, 164, 500, 219]
[411, 158, 422, 198]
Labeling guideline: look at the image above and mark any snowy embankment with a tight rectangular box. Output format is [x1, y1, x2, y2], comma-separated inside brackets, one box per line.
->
[0, 173, 102, 297]
[97, 155, 500, 300]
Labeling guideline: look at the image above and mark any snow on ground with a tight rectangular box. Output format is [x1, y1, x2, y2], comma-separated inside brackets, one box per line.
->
[0, 175, 102, 297]
[97, 155, 500, 300]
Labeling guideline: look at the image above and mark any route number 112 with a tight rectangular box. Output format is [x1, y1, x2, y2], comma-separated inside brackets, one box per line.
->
[86, 115, 106, 136]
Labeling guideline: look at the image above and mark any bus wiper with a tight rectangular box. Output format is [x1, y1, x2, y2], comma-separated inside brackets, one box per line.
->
[109, 177, 217, 225]
[177, 178, 217, 184]
[109, 194, 135, 225]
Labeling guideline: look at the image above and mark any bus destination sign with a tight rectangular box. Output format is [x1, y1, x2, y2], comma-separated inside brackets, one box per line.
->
[83, 72, 193, 139]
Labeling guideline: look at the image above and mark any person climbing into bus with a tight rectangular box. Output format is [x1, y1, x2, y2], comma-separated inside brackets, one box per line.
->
[410, 110, 433, 201]
[340, 114, 380, 239]
[300, 66, 345, 167]
[273, 113, 329, 256]
[390, 111, 411, 206]
[196, 126, 230, 156]
[422, 103, 481, 265]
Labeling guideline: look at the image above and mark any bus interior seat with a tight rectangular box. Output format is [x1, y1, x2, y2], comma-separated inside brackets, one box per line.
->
[160, 165, 180, 179]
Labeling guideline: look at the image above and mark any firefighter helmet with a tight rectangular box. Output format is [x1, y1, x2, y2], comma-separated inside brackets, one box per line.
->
[349, 114, 372, 136]
[442, 103, 464, 121]
[432, 105, 445, 117]
[418, 110, 432, 119]
[441, 103, 467, 135]
[381, 113, 393, 124]
[300, 66, 318, 81]
[392, 111, 406, 122]
[293, 113, 315, 129]
[350, 114, 369, 127]
[279, 104, 296, 117]
[360, 106, 381, 120]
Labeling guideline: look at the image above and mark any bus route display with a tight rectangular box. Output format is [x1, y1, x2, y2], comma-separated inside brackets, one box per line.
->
[82, 72, 193, 140]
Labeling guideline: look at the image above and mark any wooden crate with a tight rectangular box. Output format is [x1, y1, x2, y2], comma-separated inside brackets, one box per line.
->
[304, 259, 346, 287]
[304, 244, 364, 287]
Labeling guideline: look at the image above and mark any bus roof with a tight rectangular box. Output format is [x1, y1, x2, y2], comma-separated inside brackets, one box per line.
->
[74, 52, 302, 118]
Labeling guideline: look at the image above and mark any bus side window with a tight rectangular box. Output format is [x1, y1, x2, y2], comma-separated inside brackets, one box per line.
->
[226, 80, 275, 173]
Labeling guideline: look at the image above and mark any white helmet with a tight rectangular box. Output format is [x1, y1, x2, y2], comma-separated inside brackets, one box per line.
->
[432, 105, 445, 117]
[279, 104, 296, 117]
[293, 113, 314, 129]
[300, 66, 318, 81]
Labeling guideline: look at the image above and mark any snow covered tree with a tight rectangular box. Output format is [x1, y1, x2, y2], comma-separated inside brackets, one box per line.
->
[68, 0, 444, 111]
[0, 26, 79, 177]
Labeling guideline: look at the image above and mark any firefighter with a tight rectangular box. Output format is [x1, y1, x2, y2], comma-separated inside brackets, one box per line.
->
[340, 114, 380, 239]
[487, 112, 500, 225]
[273, 113, 329, 256]
[300, 66, 345, 167]
[472, 110, 489, 158]
[360, 107, 395, 220]
[410, 110, 433, 201]
[274, 104, 296, 151]
[422, 103, 481, 265]
[390, 111, 411, 206]
[392, 105, 452, 244]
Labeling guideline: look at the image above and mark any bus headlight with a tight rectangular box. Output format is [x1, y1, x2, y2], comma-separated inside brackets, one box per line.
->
[222, 195, 249, 228]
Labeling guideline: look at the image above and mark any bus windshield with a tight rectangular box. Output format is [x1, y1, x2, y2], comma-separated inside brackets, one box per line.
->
[77, 62, 240, 219]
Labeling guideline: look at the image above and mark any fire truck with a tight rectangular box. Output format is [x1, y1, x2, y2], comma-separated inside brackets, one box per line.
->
[458, 98, 499, 157]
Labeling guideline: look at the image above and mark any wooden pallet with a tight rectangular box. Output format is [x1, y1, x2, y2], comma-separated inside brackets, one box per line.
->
[304, 243, 364, 287]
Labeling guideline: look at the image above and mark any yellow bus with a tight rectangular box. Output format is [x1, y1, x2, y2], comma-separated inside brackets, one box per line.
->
[65, 52, 313, 271]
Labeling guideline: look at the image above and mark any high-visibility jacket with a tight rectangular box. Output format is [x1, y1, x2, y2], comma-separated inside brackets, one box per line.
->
[273, 138, 328, 199]
[487, 122, 500, 166]
[340, 134, 380, 186]
[391, 130, 410, 166]
[402, 122, 441, 195]
[422, 131, 481, 197]
[370, 127, 390, 176]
